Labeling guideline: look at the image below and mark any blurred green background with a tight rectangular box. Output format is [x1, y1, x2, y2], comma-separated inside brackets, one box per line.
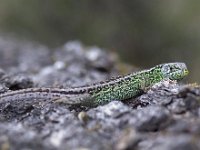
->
[0, 0, 199, 82]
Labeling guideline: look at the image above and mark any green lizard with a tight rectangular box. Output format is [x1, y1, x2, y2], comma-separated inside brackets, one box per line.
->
[0, 62, 189, 106]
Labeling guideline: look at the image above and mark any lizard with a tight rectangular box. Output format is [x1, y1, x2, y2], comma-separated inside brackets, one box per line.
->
[0, 62, 189, 107]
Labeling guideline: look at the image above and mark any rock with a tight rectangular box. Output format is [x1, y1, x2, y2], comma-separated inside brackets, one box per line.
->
[139, 134, 199, 150]
[0, 37, 200, 150]
[129, 106, 171, 131]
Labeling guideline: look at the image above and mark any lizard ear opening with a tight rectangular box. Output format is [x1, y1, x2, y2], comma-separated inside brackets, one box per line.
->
[161, 64, 171, 75]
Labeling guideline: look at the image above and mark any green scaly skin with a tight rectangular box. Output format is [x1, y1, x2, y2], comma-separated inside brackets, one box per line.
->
[0, 62, 189, 107]
[89, 62, 189, 105]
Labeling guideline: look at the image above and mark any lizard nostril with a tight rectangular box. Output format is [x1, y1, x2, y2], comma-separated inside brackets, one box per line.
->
[184, 69, 189, 75]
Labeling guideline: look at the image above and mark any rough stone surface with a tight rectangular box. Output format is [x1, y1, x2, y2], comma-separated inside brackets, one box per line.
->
[0, 36, 200, 150]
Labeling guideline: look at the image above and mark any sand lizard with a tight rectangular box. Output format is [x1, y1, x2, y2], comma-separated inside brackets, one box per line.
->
[0, 62, 189, 106]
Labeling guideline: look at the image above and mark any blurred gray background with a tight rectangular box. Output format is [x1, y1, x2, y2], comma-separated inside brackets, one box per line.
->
[0, 0, 199, 82]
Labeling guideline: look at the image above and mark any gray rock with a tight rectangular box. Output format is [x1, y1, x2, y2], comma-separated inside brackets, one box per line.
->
[129, 106, 171, 131]
[0, 37, 200, 150]
[139, 134, 199, 150]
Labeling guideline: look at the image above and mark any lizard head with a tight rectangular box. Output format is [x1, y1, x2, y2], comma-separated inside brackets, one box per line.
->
[160, 62, 189, 81]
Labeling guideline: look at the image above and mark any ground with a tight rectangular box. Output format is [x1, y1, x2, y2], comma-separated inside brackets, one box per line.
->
[0, 37, 200, 150]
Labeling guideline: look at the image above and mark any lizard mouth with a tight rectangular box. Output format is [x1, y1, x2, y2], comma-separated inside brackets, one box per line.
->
[169, 68, 189, 81]
[176, 69, 189, 81]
